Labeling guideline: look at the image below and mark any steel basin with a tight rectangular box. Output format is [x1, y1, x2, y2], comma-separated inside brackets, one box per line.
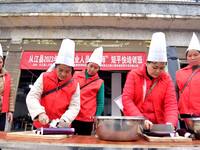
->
[94, 116, 144, 141]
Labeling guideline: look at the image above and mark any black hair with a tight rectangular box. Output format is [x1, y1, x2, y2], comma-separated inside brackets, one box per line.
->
[147, 61, 167, 65]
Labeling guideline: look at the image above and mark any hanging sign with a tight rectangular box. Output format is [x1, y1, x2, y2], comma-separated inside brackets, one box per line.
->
[20, 51, 146, 70]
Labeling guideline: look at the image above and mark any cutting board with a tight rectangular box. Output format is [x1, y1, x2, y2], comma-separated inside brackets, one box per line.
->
[7, 131, 69, 139]
[143, 134, 192, 142]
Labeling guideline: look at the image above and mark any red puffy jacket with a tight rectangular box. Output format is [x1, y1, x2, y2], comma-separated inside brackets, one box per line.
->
[176, 65, 200, 116]
[122, 65, 178, 127]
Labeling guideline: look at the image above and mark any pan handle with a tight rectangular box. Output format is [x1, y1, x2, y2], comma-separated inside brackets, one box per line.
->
[180, 114, 200, 118]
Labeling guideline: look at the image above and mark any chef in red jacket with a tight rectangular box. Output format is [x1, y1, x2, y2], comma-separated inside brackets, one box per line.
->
[176, 32, 200, 129]
[0, 43, 15, 131]
[122, 32, 178, 130]
[26, 39, 80, 128]
[72, 47, 104, 135]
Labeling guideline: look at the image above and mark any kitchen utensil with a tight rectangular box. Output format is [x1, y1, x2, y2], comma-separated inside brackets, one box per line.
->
[94, 116, 144, 141]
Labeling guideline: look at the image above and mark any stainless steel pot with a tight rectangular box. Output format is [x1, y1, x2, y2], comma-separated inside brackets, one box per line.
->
[94, 116, 144, 141]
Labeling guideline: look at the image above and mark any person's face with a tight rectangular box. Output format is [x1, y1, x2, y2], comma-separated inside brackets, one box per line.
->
[146, 62, 166, 78]
[56, 64, 72, 80]
[0, 57, 3, 70]
[186, 49, 200, 66]
[87, 62, 99, 76]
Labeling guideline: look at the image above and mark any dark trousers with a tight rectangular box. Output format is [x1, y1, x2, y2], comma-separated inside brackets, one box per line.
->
[0, 113, 6, 131]
[71, 120, 94, 135]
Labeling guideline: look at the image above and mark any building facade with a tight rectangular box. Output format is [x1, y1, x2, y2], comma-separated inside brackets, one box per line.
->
[0, 0, 200, 130]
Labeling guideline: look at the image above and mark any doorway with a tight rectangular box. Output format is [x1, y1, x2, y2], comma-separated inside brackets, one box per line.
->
[13, 70, 42, 131]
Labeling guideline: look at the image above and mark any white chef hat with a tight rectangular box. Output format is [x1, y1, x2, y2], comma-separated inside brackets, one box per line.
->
[0, 43, 3, 58]
[88, 47, 103, 67]
[187, 32, 200, 52]
[147, 32, 167, 62]
[55, 39, 75, 67]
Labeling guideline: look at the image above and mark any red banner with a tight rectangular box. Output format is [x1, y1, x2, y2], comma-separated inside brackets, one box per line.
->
[20, 51, 146, 70]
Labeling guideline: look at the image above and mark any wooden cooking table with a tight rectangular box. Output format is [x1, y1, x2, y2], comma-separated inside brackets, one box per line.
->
[0, 132, 200, 150]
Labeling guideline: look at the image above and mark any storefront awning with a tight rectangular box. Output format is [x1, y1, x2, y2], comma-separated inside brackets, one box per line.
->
[20, 51, 146, 71]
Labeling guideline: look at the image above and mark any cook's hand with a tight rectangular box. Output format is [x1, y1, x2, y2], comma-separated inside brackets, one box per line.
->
[144, 120, 153, 130]
[57, 119, 68, 128]
[7, 112, 13, 123]
[38, 113, 49, 125]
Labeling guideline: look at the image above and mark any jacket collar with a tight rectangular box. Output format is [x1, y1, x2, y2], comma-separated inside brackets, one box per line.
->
[136, 64, 164, 81]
